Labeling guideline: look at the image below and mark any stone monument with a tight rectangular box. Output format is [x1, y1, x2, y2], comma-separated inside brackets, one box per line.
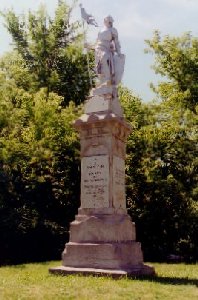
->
[49, 12, 155, 277]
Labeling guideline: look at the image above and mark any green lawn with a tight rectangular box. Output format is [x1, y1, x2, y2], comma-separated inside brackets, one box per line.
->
[0, 262, 197, 300]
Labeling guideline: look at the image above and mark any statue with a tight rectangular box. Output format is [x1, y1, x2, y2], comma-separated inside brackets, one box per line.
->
[80, 5, 125, 97]
[94, 15, 125, 96]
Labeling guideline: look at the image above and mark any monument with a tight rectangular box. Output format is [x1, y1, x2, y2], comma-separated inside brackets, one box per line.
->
[49, 10, 155, 277]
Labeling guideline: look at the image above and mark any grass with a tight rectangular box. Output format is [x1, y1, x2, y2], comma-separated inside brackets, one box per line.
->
[0, 261, 197, 300]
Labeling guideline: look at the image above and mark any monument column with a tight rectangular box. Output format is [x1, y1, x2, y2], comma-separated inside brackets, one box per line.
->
[49, 12, 155, 277]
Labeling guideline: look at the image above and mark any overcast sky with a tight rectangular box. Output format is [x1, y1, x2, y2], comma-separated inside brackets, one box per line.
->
[0, 0, 197, 101]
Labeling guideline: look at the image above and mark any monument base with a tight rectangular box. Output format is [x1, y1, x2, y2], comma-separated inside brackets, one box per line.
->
[49, 86, 155, 278]
[49, 264, 155, 278]
[49, 210, 155, 277]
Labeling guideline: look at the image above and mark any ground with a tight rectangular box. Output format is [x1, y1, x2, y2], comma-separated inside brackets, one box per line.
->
[0, 262, 197, 299]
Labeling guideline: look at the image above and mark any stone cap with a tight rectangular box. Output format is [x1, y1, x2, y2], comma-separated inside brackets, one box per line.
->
[78, 207, 129, 215]
[84, 94, 123, 117]
[74, 111, 131, 132]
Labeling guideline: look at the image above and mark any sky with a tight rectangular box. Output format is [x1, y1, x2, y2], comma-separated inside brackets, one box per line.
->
[0, 0, 198, 102]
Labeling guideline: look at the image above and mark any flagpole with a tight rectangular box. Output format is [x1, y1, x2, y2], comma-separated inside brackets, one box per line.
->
[82, 20, 93, 87]
[80, 3, 99, 88]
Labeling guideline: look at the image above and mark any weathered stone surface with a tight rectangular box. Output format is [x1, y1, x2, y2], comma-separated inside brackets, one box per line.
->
[91, 86, 113, 97]
[81, 155, 109, 208]
[49, 205, 155, 276]
[69, 213, 136, 243]
[49, 264, 155, 278]
[84, 95, 123, 117]
[112, 156, 125, 209]
[49, 110, 155, 277]
[80, 155, 126, 210]
[49, 110, 155, 276]
[62, 241, 143, 269]
[78, 207, 126, 215]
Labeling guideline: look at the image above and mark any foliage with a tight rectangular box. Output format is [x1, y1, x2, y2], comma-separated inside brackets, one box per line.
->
[0, 0, 93, 106]
[0, 81, 81, 264]
[121, 31, 198, 262]
[124, 100, 197, 261]
[145, 31, 198, 111]
[0, 262, 198, 300]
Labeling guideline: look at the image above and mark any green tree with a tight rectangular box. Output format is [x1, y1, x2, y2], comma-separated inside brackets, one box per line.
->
[125, 102, 197, 261]
[0, 0, 92, 106]
[145, 31, 198, 111]
[0, 0, 94, 265]
[121, 32, 198, 261]
[0, 75, 82, 263]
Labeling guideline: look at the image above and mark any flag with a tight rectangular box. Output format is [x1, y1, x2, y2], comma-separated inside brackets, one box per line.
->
[80, 4, 98, 27]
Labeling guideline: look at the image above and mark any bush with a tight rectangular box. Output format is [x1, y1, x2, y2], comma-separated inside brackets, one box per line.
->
[0, 88, 81, 265]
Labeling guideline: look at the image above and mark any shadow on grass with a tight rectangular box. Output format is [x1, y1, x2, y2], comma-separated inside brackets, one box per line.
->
[135, 275, 198, 287]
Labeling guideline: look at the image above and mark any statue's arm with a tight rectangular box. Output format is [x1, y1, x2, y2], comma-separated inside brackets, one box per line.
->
[112, 28, 121, 55]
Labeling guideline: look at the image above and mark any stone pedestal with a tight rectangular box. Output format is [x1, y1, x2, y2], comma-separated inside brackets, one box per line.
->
[49, 94, 155, 277]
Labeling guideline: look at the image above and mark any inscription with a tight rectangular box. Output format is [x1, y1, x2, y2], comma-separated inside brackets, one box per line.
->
[81, 156, 109, 208]
[113, 156, 126, 209]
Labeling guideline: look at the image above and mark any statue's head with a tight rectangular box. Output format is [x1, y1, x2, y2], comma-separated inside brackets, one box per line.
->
[104, 15, 114, 28]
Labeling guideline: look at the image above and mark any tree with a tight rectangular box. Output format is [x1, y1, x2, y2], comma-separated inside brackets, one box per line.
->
[0, 75, 82, 263]
[0, 0, 93, 106]
[145, 31, 198, 112]
[125, 102, 197, 261]
[120, 32, 198, 261]
[0, 0, 94, 265]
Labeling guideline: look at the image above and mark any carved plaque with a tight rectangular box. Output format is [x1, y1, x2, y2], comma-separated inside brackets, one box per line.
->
[81, 155, 109, 208]
[113, 156, 126, 208]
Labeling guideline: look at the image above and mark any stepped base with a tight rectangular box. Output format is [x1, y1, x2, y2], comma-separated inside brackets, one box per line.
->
[49, 264, 155, 278]
[49, 211, 155, 277]
[62, 241, 143, 269]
